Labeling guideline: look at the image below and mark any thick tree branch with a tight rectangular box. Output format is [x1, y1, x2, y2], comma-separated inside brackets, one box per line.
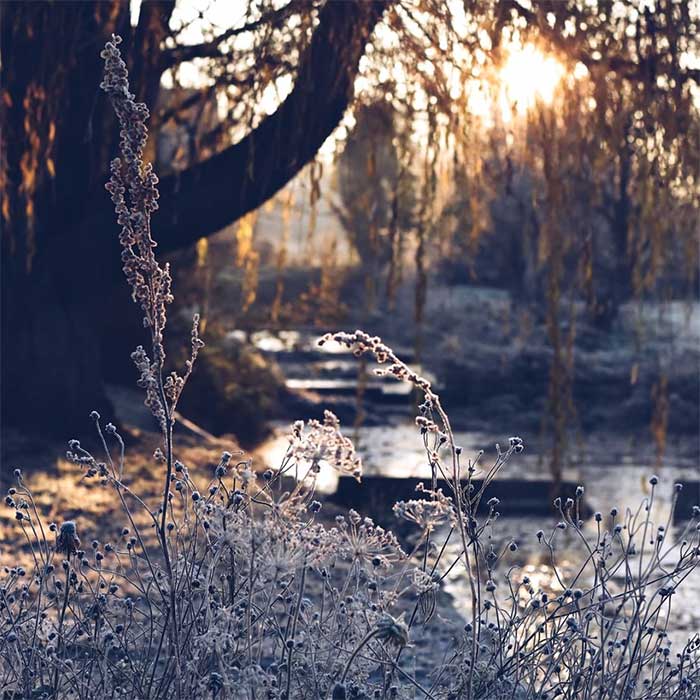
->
[155, 55, 296, 125]
[88, 0, 389, 257]
[131, 1, 176, 105]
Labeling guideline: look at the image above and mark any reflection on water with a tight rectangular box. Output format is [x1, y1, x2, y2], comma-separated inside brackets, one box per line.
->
[254, 319, 699, 649]
[437, 483, 700, 647]
[259, 416, 700, 647]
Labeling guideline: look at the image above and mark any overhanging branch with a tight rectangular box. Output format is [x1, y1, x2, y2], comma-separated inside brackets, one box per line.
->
[87, 0, 389, 258]
[161, 0, 312, 69]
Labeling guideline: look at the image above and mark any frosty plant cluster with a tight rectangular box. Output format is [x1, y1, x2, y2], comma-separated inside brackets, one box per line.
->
[1, 35, 700, 700]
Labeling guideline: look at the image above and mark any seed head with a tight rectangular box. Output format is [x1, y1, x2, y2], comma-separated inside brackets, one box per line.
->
[375, 613, 409, 648]
[56, 521, 80, 557]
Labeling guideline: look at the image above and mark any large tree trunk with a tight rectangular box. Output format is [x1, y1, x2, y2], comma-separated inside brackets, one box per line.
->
[1, 0, 387, 442]
[1, 2, 128, 438]
[2, 246, 117, 434]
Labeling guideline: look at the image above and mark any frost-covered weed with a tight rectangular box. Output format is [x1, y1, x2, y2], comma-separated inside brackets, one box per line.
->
[1, 35, 700, 700]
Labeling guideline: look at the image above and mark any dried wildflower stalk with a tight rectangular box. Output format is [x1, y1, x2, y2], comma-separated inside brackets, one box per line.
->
[101, 34, 203, 431]
[100, 33, 204, 687]
[320, 329, 524, 697]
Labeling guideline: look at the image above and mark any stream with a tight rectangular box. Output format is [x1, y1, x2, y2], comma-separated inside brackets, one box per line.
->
[249, 326, 700, 647]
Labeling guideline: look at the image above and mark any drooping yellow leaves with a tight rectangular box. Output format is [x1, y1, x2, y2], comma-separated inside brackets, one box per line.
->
[235, 212, 256, 267]
[1, 196, 9, 227]
[235, 212, 259, 313]
[306, 161, 323, 256]
[14, 84, 57, 270]
[196, 236, 208, 268]
[319, 233, 341, 312]
[241, 251, 259, 313]
[271, 191, 293, 323]
[19, 85, 43, 270]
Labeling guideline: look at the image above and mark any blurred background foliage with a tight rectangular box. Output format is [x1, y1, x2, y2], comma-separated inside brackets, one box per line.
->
[1, 0, 698, 477]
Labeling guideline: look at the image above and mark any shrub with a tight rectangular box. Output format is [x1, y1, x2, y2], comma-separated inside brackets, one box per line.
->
[1, 35, 699, 700]
[176, 331, 285, 447]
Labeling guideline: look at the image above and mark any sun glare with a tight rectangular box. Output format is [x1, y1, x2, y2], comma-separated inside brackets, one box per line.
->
[498, 45, 566, 119]
[467, 44, 567, 124]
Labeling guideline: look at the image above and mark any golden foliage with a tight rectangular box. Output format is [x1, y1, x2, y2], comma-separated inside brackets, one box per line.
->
[241, 250, 260, 313]
[271, 191, 293, 323]
[235, 211, 257, 267]
[196, 236, 209, 268]
[7, 82, 58, 270]
[233, 211, 259, 313]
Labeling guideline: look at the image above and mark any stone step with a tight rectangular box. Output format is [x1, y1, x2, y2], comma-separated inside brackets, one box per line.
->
[285, 378, 413, 402]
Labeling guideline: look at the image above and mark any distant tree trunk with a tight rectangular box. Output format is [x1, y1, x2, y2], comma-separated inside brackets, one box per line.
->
[506, 184, 544, 318]
[592, 126, 633, 330]
[612, 136, 633, 303]
[1, 0, 387, 439]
